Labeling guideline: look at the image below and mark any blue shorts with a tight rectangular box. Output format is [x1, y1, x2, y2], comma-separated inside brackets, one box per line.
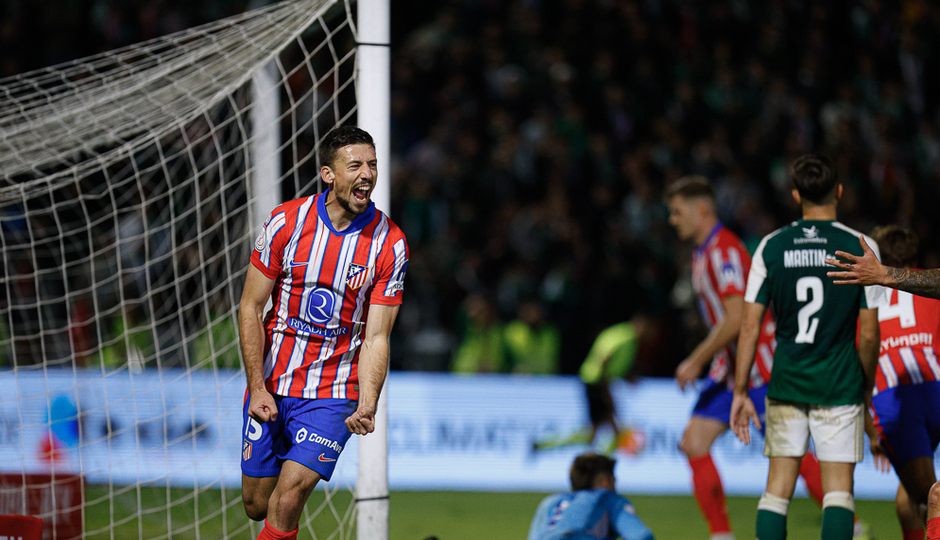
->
[692, 378, 768, 433]
[873, 381, 940, 470]
[241, 393, 357, 481]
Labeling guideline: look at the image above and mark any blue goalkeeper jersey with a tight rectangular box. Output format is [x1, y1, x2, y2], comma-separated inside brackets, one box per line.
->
[527, 489, 654, 540]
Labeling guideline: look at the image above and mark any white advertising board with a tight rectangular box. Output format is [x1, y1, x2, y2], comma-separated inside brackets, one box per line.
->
[0, 370, 906, 498]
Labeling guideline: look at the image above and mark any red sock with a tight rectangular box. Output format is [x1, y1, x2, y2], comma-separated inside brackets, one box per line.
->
[928, 517, 940, 540]
[689, 454, 732, 534]
[798, 452, 825, 506]
[903, 528, 925, 540]
[257, 519, 298, 540]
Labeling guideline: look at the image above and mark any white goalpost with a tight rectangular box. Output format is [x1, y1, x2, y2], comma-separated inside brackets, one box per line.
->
[355, 1, 391, 539]
[0, 0, 390, 538]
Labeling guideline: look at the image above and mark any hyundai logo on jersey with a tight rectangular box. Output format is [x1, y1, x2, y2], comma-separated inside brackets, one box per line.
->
[306, 288, 334, 324]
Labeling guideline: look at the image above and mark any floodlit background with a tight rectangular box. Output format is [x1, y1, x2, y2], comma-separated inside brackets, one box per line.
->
[1, 1, 938, 538]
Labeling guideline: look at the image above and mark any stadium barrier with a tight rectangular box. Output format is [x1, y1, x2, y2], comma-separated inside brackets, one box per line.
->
[0, 370, 902, 498]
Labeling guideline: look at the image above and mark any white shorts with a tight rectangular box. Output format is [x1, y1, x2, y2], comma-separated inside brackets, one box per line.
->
[763, 398, 864, 463]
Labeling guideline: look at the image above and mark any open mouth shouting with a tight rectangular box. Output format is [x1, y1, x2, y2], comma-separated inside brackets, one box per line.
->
[353, 184, 372, 204]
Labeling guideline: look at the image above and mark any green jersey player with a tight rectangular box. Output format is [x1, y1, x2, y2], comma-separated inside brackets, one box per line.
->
[730, 154, 885, 540]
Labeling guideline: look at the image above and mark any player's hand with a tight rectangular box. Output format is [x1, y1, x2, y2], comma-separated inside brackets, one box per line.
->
[863, 406, 890, 473]
[869, 437, 891, 473]
[248, 388, 278, 423]
[730, 392, 760, 445]
[674, 358, 701, 391]
[345, 404, 376, 435]
[825, 235, 888, 286]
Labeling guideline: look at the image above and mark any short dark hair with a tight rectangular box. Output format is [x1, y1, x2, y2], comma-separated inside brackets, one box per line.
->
[320, 125, 375, 169]
[872, 225, 919, 268]
[664, 175, 715, 203]
[569, 453, 616, 491]
[790, 154, 837, 204]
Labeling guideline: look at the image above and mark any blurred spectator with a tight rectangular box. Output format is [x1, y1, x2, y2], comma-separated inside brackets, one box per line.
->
[451, 293, 507, 374]
[503, 298, 560, 375]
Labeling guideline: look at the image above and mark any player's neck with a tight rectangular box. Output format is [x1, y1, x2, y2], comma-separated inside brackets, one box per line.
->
[323, 193, 356, 231]
[694, 218, 720, 246]
[801, 204, 837, 221]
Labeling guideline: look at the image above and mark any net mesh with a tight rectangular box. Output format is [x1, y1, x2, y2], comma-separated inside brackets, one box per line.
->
[0, 0, 360, 538]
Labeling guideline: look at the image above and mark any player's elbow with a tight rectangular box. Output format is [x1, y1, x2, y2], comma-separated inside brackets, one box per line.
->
[857, 330, 879, 351]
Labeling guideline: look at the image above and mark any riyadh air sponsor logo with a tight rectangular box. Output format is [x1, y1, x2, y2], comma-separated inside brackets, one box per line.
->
[318, 453, 337, 463]
[287, 318, 349, 337]
[306, 288, 335, 324]
[346, 264, 369, 290]
[294, 428, 344, 453]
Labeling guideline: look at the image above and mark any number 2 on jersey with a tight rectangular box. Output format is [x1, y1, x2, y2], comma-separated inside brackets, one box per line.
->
[795, 276, 824, 343]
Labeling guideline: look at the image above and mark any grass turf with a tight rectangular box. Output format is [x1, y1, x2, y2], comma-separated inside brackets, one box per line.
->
[82, 486, 899, 539]
[391, 491, 898, 540]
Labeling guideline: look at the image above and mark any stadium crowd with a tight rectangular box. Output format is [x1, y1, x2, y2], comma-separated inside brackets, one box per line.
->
[2, 0, 940, 377]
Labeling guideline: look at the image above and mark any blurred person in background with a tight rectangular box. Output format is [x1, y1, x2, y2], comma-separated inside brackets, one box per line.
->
[450, 292, 507, 373]
[527, 452, 655, 540]
[533, 314, 650, 455]
[504, 297, 561, 374]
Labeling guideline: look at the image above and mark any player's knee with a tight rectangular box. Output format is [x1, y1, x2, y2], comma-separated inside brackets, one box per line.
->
[928, 481, 940, 516]
[242, 495, 267, 522]
[896, 486, 911, 513]
[678, 429, 706, 458]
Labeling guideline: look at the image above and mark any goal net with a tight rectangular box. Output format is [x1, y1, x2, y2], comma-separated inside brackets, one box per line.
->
[0, 0, 371, 538]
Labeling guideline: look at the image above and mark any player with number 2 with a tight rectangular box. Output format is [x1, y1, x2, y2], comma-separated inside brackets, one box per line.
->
[731, 154, 885, 540]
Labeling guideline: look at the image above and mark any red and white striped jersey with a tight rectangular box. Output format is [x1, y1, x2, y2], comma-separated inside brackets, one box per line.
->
[875, 287, 940, 394]
[692, 224, 774, 388]
[250, 191, 409, 400]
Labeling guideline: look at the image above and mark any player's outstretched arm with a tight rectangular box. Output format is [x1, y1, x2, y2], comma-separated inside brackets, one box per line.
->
[346, 303, 400, 435]
[828, 235, 940, 299]
[730, 301, 766, 444]
[675, 295, 745, 391]
[239, 265, 278, 422]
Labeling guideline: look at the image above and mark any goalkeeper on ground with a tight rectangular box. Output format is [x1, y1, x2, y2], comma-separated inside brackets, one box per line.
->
[527, 452, 654, 540]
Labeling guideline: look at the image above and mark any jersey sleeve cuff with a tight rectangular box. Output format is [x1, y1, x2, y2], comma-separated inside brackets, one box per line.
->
[251, 257, 280, 280]
[369, 295, 403, 306]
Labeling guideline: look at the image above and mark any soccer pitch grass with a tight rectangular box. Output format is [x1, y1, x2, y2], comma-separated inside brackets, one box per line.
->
[84, 486, 899, 539]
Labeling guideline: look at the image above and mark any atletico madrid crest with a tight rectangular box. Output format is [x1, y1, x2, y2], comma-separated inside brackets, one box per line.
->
[242, 440, 252, 461]
[346, 264, 369, 290]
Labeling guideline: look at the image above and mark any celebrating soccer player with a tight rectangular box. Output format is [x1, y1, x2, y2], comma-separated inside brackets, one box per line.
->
[238, 126, 409, 540]
[732, 154, 885, 540]
[666, 176, 827, 540]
